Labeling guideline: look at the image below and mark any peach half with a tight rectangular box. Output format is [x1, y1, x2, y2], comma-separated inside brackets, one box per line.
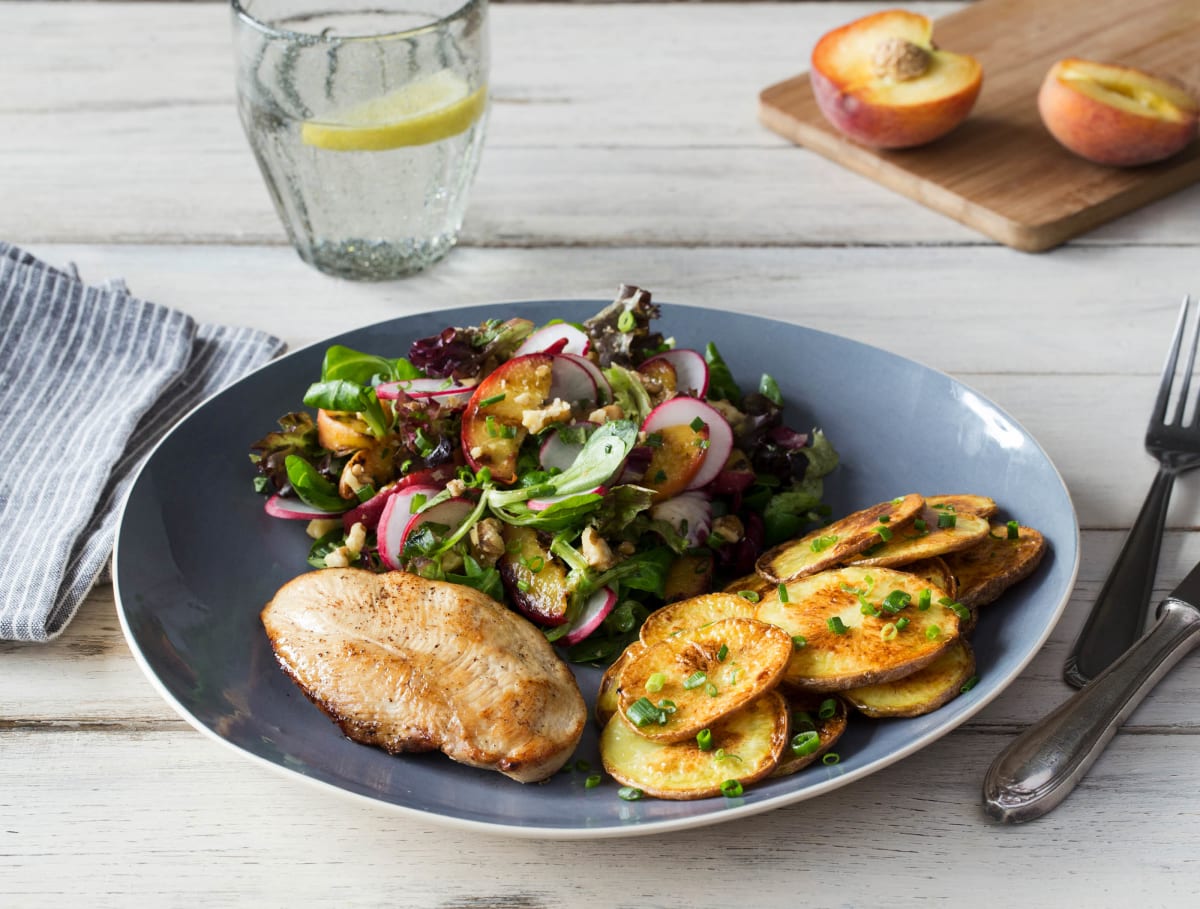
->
[810, 9, 982, 150]
[1038, 59, 1199, 167]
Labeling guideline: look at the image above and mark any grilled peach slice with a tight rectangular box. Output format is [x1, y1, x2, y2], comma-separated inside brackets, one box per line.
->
[461, 353, 554, 484]
[497, 525, 571, 626]
[641, 422, 710, 502]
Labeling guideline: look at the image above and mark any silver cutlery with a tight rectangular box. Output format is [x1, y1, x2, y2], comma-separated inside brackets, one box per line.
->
[983, 553, 1200, 823]
[1064, 295, 1200, 688]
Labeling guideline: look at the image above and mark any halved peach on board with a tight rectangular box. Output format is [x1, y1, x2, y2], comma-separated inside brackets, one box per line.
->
[1038, 58, 1199, 167]
[810, 9, 982, 149]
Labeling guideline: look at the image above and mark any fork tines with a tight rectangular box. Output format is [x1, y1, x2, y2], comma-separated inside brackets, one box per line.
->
[1154, 295, 1200, 430]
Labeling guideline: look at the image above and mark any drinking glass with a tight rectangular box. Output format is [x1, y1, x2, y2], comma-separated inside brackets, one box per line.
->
[231, 0, 489, 280]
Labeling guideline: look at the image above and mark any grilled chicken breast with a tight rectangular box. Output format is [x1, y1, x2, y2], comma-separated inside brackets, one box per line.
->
[262, 568, 587, 783]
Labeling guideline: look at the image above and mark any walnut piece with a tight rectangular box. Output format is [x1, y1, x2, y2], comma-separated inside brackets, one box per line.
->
[871, 38, 931, 82]
[581, 527, 617, 572]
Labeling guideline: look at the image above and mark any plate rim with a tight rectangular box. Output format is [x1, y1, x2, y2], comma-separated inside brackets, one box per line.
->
[112, 299, 1081, 839]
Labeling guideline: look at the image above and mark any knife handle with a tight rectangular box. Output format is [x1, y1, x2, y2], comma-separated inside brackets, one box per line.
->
[1063, 467, 1174, 688]
[983, 598, 1200, 824]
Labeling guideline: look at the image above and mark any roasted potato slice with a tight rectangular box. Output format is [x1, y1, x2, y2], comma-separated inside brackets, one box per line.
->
[771, 692, 848, 778]
[900, 556, 957, 600]
[756, 494, 924, 584]
[848, 505, 989, 568]
[663, 552, 715, 603]
[842, 639, 976, 718]
[945, 524, 1047, 607]
[639, 592, 756, 647]
[722, 572, 776, 599]
[926, 494, 997, 518]
[596, 642, 645, 729]
[618, 618, 792, 744]
[755, 566, 961, 692]
[600, 691, 789, 800]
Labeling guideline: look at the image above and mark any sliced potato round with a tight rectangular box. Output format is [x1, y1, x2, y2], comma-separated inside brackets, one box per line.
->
[945, 524, 1047, 607]
[756, 494, 924, 584]
[639, 592, 756, 647]
[848, 505, 990, 568]
[601, 691, 788, 799]
[771, 692, 848, 778]
[618, 618, 792, 744]
[926, 494, 997, 518]
[842, 639, 976, 718]
[755, 566, 961, 692]
[900, 556, 957, 600]
[596, 642, 645, 729]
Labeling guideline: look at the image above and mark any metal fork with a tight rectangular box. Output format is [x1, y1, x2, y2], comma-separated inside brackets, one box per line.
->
[1064, 295, 1200, 688]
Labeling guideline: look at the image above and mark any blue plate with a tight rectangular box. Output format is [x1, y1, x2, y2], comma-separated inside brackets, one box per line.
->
[114, 301, 1079, 838]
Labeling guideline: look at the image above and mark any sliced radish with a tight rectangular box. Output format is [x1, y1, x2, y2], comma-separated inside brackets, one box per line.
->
[341, 465, 456, 532]
[397, 496, 475, 557]
[377, 377, 474, 409]
[376, 484, 443, 569]
[562, 586, 618, 646]
[547, 354, 598, 406]
[559, 353, 612, 406]
[264, 494, 347, 520]
[514, 323, 590, 358]
[642, 397, 734, 491]
[641, 348, 709, 398]
[539, 422, 597, 472]
[527, 486, 606, 512]
[650, 491, 713, 547]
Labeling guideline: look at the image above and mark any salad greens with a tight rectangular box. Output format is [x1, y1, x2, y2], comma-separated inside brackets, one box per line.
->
[249, 285, 839, 663]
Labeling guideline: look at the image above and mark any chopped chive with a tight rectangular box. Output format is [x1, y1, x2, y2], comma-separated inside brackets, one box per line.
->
[501, 424, 518, 439]
[517, 579, 531, 593]
[626, 696, 664, 727]
[410, 493, 427, 514]
[878, 514, 891, 524]
[617, 309, 637, 333]
[706, 682, 719, 697]
[937, 512, 957, 529]
[720, 780, 744, 798]
[778, 583, 789, 603]
[860, 600, 880, 617]
[876, 524, 893, 542]
[895, 617, 910, 631]
[961, 675, 980, 693]
[925, 625, 942, 641]
[644, 432, 664, 448]
[657, 699, 677, 714]
[485, 415, 499, 438]
[585, 774, 602, 789]
[822, 753, 840, 766]
[645, 672, 666, 693]
[810, 534, 839, 553]
[696, 728, 714, 751]
[617, 786, 643, 801]
[792, 635, 807, 649]
[717, 644, 729, 662]
[818, 698, 837, 720]
[478, 392, 506, 407]
[917, 588, 932, 611]
[653, 469, 667, 483]
[689, 416, 706, 432]
[880, 622, 898, 641]
[826, 616, 848, 635]
[738, 590, 760, 603]
[1007, 520, 1020, 540]
[882, 590, 912, 613]
[792, 710, 815, 731]
[949, 602, 971, 621]
[683, 671, 708, 690]
[914, 518, 928, 533]
[891, 497, 904, 505]
[791, 730, 820, 757]
[575, 759, 591, 772]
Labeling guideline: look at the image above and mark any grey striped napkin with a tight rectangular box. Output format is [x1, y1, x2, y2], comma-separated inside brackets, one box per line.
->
[0, 244, 285, 642]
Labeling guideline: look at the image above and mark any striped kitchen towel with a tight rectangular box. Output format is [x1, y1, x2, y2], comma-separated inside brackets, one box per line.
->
[0, 243, 285, 642]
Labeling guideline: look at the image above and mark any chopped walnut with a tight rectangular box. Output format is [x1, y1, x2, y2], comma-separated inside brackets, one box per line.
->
[324, 522, 367, 568]
[469, 518, 506, 568]
[581, 526, 617, 572]
[587, 403, 625, 424]
[617, 540, 637, 556]
[521, 398, 573, 435]
[441, 549, 465, 574]
[871, 38, 931, 82]
[446, 478, 468, 498]
[710, 514, 745, 545]
[306, 518, 342, 540]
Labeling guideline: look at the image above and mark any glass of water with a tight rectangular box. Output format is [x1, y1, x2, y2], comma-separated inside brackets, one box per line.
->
[231, 0, 489, 280]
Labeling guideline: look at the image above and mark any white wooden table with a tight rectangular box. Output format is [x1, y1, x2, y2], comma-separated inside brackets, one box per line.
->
[4, 1, 1200, 905]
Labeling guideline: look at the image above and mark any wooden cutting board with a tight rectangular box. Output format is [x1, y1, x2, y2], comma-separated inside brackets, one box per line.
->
[758, 0, 1200, 251]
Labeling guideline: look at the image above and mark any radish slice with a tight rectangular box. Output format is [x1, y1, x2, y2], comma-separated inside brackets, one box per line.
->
[264, 494, 347, 520]
[514, 323, 590, 357]
[559, 353, 612, 406]
[562, 586, 618, 645]
[642, 397, 734, 491]
[527, 486, 606, 512]
[397, 496, 475, 557]
[548, 354, 598, 405]
[377, 377, 474, 409]
[640, 348, 709, 398]
[650, 491, 713, 547]
[538, 422, 597, 472]
[342, 465, 457, 532]
[377, 484, 443, 569]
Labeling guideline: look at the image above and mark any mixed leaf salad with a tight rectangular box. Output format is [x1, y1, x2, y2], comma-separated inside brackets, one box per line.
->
[249, 285, 839, 663]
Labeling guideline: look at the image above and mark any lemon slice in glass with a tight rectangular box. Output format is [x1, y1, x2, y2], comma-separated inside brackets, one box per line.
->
[301, 71, 487, 152]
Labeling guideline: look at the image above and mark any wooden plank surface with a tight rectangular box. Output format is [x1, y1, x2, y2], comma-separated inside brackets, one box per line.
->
[760, 0, 1200, 251]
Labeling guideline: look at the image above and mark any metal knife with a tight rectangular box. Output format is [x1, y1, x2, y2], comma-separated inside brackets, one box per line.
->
[983, 556, 1200, 823]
